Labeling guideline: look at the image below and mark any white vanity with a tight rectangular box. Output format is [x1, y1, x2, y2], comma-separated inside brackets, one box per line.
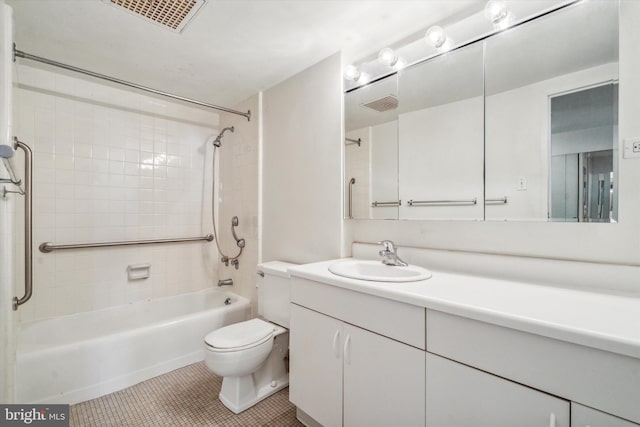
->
[287, 244, 640, 427]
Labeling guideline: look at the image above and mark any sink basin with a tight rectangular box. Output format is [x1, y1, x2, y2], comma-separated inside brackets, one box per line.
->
[328, 260, 432, 283]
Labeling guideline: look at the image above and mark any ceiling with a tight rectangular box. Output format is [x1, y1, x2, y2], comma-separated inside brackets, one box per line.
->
[7, 0, 484, 110]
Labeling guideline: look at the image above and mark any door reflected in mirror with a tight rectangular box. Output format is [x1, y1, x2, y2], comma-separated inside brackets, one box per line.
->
[344, 75, 399, 220]
[550, 83, 618, 222]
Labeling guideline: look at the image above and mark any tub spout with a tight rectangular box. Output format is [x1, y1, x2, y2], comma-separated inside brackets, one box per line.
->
[218, 278, 233, 287]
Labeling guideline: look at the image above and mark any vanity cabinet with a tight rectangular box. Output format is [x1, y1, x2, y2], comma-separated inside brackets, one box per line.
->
[290, 304, 425, 427]
[289, 296, 425, 427]
[288, 267, 640, 427]
[426, 352, 570, 427]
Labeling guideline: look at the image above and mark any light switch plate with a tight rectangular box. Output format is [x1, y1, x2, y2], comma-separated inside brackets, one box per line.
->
[517, 176, 527, 191]
[623, 138, 640, 159]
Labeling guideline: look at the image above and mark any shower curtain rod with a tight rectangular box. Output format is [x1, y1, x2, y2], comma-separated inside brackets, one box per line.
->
[13, 45, 251, 121]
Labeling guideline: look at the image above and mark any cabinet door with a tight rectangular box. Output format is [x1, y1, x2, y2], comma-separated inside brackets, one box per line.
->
[344, 324, 425, 427]
[426, 353, 570, 427]
[572, 403, 639, 427]
[290, 304, 343, 427]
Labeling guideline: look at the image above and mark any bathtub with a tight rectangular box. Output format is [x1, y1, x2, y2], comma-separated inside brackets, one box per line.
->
[16, 289, 250, 404]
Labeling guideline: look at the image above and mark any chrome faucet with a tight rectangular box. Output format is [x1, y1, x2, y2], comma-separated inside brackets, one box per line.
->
[378, 240, 408, 267]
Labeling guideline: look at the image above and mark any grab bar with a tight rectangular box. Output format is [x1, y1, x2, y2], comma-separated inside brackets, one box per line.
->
[371, 200, 401, 207]
[407, 198, 477, 206]
[348, 178, 356, 219]
[39, 234, 214, 253]
[0, 144, 25, 195]
[345, 138, 361, 147]
[12, 137, 33, 310]
[485, 196, 508, 205]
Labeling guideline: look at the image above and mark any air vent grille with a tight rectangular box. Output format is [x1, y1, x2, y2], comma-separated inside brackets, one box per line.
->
[361, 95, 398, 112]
[104, 0, 207, 33]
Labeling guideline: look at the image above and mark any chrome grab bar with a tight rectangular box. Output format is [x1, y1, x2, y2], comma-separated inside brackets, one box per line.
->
[348, 178, 356, 219]
[39, 234, 214, 253]
[485, 196, 508, 205]
[12, 137, 33, 310]
[407, 198, 477, 206]
[371, 200, 401, 207]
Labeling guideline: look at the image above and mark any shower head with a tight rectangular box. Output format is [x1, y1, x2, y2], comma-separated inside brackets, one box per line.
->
[212, 126, 235, 147]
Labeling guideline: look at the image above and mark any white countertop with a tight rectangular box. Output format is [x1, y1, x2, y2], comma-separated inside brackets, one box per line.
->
[288, 259, 640, 360]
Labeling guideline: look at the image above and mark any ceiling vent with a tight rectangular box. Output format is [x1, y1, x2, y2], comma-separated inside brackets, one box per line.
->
[103, 0, 207, 33]
[361, 95, 398, 112]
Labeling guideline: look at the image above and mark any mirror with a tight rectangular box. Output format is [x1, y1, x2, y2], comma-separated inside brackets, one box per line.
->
[344, 75, 399, 220]
[398, 43, 484, 220]
[343, 0, 620, 223]
[485, 0, 619, 221]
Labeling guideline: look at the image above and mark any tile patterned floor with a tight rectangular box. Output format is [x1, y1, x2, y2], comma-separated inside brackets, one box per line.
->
[70, 362, 303, 427]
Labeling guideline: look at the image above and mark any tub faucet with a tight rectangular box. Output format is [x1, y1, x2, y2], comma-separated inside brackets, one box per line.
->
[378, 240, 408, 267]
[218, 279, 233, 287]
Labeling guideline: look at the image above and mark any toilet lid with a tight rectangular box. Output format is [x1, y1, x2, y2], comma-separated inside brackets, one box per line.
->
[205, 318, 275, 349]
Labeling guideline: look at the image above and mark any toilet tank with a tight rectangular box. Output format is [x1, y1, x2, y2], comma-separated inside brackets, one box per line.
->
[257, 261, 296, 328]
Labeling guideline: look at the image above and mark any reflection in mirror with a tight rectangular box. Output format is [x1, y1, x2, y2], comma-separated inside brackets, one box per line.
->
[398, 43, 484, 220]
[550, 83, 618, 222]
[344, 75, 398, 219]
[485, 0, 618, 221]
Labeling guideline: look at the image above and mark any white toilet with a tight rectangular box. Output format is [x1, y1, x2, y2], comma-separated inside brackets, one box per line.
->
[204, 261, 294, 414]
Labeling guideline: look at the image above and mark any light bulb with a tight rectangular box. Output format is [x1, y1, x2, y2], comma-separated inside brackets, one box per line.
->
[425, 26, 447, 49]
[485, 0, 509, 24]
[378, 47, 398, 67]
[394, 57, 407, 70]
[343, 65, 361, 82]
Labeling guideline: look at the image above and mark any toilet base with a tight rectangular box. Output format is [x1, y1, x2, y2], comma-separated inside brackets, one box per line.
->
[218, 329, 290, 414]
[219, 372, 289, 414]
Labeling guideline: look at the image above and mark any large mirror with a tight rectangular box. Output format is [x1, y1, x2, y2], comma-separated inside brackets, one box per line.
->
[344, 75, 399, 220]
[343, 0, 619, 223]
[398, 43, 484, 220]
[485, 0, 619, 222]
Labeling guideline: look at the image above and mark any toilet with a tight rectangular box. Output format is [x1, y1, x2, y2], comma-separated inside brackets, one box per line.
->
[204, 261, 294, 414]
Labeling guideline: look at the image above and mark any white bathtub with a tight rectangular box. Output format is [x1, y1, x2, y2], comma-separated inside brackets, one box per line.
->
[16, 289, 250, 404]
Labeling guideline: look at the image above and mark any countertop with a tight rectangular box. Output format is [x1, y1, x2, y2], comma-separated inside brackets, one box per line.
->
[288, 259, 640, 360]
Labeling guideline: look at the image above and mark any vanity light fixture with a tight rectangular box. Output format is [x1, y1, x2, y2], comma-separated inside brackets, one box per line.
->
[484, 0, 514, 30]
[344, 64, 362, 82]
[425, 25, 453, 52]
[378, 47, 399, 67]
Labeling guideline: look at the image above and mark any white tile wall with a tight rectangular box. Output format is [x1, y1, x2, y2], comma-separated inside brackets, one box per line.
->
[216, 94, 261, 316]
[13, 64, 221, 322]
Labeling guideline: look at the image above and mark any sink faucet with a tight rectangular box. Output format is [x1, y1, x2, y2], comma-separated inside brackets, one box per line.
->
[378, 240, 408, 267]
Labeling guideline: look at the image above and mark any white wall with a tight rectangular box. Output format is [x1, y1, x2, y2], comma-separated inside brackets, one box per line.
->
[399, 96, 483, 220]
[262, 52, 343, 264]
[12, 64, 221, 322]
[371, 121, 398, 220]
[0, 0, 16, 403]
[348, 0, 640, 266]
[216, 93, 261, 315]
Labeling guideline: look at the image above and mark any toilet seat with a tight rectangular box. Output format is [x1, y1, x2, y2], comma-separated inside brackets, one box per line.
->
[205, 319, 275, 353]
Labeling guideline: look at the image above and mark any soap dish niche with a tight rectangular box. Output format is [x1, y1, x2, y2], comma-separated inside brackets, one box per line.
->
[128, 263, 151, 280]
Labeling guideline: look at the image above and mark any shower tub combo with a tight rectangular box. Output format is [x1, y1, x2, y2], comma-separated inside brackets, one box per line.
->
[16, 288, 249, 404]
